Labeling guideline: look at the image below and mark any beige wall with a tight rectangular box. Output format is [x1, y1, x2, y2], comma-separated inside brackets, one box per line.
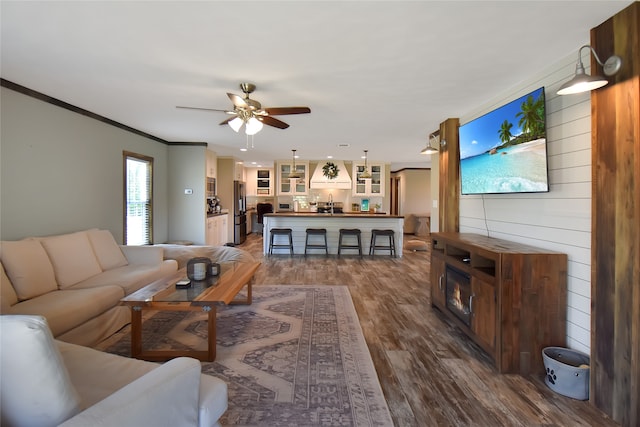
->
[0, 87, 171, 243]
[393, 168, 431, 234]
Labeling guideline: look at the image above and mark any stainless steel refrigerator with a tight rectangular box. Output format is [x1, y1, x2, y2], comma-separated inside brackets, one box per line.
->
[233, 181, 247, 244]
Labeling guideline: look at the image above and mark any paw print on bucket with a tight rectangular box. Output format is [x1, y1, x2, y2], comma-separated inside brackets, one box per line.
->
[546, 367, 557, 385]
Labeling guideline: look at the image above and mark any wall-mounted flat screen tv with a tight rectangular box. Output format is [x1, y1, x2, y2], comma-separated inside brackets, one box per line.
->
[458, 87, 549, 195]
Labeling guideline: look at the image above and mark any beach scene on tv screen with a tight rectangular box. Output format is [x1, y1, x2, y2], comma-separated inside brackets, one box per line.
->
[459, 87, 548, 195]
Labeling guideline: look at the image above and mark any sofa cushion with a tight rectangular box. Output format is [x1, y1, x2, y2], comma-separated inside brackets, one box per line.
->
[86, 229, 128, 271]
[70, 263, 168, 295]
[0, 315, 82, 426]
[0, 239, 58, 300]
[1, 262, 19, 310]
[57, 340, 228, 425]
[5, 286, 124, 337]
[40, 231, 102, 289]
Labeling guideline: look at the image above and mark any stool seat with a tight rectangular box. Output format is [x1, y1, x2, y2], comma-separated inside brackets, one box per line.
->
[370, 229, 396, 257]
[269, 228, 294, 255]
[305, 228, 328, 256]
[338, 228, 362, 257]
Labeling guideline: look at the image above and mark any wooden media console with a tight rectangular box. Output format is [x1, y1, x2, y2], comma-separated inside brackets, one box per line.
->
[430, 232, 568, 375]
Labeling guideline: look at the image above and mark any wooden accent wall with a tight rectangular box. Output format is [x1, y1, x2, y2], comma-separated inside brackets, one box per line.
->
[438, 118, 460, 232]
[591, 3, 640, 426]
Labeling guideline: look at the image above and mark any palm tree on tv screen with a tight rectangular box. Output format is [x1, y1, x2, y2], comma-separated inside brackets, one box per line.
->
[498, 120, 514, 145]
[516, 94, 545, 140]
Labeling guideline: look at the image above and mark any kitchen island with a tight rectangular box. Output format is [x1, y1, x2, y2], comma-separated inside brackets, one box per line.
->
[263, 212, 405, 256]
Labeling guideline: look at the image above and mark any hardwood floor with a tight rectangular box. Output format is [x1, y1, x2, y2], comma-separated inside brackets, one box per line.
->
[237, 232, 618, 427]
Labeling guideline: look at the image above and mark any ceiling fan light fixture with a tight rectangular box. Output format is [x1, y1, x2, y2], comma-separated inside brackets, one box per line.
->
[229, 117, 243, 132]
[245, 117, 263, 135]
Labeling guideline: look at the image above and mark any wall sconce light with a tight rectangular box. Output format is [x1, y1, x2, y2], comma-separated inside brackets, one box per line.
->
[420, 133, 439, 155]
[557, 45, 622, 95]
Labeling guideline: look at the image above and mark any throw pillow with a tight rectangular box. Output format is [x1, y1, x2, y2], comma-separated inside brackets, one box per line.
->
[0, 239, 58, 300]
[40, 231, 102, 289]
[86, 229, 128, 270]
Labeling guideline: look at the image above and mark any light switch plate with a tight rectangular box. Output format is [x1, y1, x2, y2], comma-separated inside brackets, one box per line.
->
[184, 188, 193, 195]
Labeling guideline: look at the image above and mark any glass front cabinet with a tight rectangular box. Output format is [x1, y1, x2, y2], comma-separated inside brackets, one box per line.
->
[277, 161, 309, 195]
[352, 162, 385, 196]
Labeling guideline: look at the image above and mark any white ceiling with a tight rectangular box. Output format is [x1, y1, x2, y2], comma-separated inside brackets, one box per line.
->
[1, 1, 632, 170]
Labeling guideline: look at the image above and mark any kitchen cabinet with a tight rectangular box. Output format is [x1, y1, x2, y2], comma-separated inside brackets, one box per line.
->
[218, 214, 228, 244]
[352, 162, 385, 196]
[206, 214, 229, 246]
[277, 161, 309, 195]
[206, 150, 217, 178]
[246, 168, 273, 196]
[430, 232, 567, 374]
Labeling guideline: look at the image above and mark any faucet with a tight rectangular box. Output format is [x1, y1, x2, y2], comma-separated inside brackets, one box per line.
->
[329, 193, 333, 215]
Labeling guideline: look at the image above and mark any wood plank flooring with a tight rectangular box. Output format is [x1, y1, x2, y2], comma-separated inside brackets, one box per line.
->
[237, 232, 618, 426]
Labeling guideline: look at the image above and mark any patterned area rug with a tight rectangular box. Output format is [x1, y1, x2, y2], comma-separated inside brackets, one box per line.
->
[98, 286, 393, 427]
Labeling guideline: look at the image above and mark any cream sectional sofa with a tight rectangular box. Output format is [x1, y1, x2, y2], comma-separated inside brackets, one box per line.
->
[0, 229, 178, 346]
[1, 315, 227, 427]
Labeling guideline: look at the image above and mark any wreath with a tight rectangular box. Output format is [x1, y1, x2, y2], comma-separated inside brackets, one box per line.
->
[322, 162, 340, 179]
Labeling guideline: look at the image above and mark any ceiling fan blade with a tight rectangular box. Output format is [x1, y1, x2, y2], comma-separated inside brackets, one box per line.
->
[260, 116, 290, 129]
[219, 117, 234, 125]
[264, 107, 311, 115]
[227, 93, 249, 109]
[176, 106, 232, 113]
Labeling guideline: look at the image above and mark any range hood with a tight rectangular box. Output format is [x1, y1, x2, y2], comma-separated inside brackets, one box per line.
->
[309, 160, 352, 189]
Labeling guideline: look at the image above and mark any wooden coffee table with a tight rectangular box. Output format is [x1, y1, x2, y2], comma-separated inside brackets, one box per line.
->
[120, 261, 261, 362]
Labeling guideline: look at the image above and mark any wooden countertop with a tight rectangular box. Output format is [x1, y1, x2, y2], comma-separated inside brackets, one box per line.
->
[265, 212, 404, 218]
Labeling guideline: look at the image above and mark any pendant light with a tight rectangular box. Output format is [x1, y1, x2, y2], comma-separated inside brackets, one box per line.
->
[360, 150, 372, 179]
[289, 149, 302, 179]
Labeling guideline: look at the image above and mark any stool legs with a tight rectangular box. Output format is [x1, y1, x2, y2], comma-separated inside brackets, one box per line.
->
[269, 228, 294, 255]
[305, 229, 328, 256]
[338, 229, 362, 257]
[369, 230, 396, 257]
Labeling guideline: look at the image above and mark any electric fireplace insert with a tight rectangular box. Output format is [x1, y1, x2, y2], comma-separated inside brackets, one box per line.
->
[446, 266, 472, 326]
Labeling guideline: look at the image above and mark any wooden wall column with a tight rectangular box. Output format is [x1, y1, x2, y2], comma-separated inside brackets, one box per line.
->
[438, 118, 460, 232]
[591, 3, 639, 426]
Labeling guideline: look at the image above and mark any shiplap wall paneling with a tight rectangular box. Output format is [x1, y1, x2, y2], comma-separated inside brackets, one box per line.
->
[458, 51, 594, 353]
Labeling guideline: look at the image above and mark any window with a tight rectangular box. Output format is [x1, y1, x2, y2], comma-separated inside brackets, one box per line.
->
[123, 151, 153, 245]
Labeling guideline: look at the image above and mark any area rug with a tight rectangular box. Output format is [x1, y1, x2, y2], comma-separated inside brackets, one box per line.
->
[98, 286, 393, 427]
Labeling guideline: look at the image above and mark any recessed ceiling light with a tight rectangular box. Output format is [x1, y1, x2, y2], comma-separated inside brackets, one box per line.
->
[240, 148, 247, 152]
[327, 155, 333, 159]
[337, 143, 350, 148]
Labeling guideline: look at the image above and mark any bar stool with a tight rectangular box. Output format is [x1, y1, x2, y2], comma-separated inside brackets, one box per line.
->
[305, 228, 328, 256]
[269, 228, 294, 255]
[369, 229, 396, 257]
[338, 228, 362, 257]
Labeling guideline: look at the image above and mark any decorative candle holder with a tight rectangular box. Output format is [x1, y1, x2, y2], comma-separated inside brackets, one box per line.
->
[187, 257, 212, 281]
[210, 262, 221, 276]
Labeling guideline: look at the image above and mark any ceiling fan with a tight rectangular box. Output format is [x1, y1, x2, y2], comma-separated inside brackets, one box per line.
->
[177, 83, 311, 135]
